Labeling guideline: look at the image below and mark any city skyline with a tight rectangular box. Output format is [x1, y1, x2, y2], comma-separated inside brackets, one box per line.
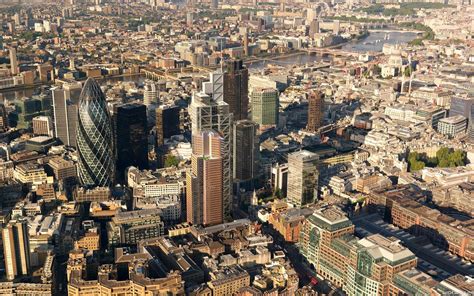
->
[0, 1, 472, 295]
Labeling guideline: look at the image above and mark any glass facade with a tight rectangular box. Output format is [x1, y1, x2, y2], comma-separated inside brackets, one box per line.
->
[76, 78, 115, 187]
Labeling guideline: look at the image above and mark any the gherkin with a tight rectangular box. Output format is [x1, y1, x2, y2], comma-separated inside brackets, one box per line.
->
[76, 78, 115, 187]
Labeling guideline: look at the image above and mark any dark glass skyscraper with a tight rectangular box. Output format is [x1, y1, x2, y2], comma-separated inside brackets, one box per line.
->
[233, 120, 259, 183]
[76, 78, 115, 187]
[156, 105, 180, 147]
[114, 103, 148, 181]
[449, 97, 474, 140]
[224, 59, 249, 121]
[307, 90, 323, 133]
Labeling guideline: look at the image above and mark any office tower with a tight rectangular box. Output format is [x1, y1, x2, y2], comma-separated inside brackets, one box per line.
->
[243, 32, 249, 56]
[63, 82, 82, 104]
[307, 90, 324, 132]
[2, 219, 31, 280]
[449, 97, 474, 140]
[300, 209, 417, 293]
[309, 20, 319, 36]
[271, 163, 288, 197]
[9, 47, 18, 75]
[76, 78, 115, 187]
[333, 20, 340, 35]
[186, 131, 223, 226]
[287, 150, 319, 207]
[0, 103, 8, 132]
[114, 103, 148, 180]
[14, 96, 51, 129]
[306, 7, 316, 24]
[299, 206, 355, 287]
[186, 12, 194, 27]
[13, 13, 20, 26]
[250, 88, 279, 127]
[69, 57, 75, 70]
[32, 115, 53, 136]
[190, 70, 233, 221]
[224, 60, 249, 121]
[156, 105, 180, 147]
[143, 81, 158, 106]
[233, 120, 259, 183]
[52, 87, 78, 147]
[107, 209, 164, 247]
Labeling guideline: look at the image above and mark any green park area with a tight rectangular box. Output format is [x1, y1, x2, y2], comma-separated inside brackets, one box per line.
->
[408, 147, 467, 172]
[359, 2, 454, 16]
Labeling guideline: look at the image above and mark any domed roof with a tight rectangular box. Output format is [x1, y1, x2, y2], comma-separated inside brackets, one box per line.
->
[80, 78, 105, 103]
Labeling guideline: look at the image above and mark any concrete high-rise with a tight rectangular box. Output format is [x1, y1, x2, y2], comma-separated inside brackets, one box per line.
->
[2, 219, 31, 280]
[233, 120, 259, 183]
[32, 115, 53, 136]
[224, 60, 249, 121]
[190, 70, 233, 221]
[76, 78, 115, 187]
[186, 131, 223, 226]
[114, 103, 148, 181]
[287, 150, 319, 207]
[307, 90, 324, 133]
[309, 20, 320, 37]
[52, 87, 78, 147]
[9, 47, 18, 75]
[250, 88, 279, 127]
[143, 81, 158, 106]
[333, 20, 340, 35]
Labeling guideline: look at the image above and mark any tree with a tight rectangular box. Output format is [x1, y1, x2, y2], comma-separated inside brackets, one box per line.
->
[436, 147, 451, 162]
[404, 66, 413, 77]
[449, 150, 466, 167]
[164, 155, 179, 167]
[274, 188, 283, 199]
[410, 160, 425, 172]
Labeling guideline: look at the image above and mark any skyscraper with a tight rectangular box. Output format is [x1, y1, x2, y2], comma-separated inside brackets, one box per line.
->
[333, 20, 340, 35]
[224, 60, 249, 121]
[287, 150, 319, 207]
[233, 120, 259, 183]
[76, 78, 115, 187]
[190, 70, 233, 221]
[143, 81, 158, 106]
[449, 97, 474, 141]
[9, 47, 18, 75]
[250, 88, 279, 127]
[114, 103, 148, 181]
[0, 103, 8, 132]
[307, 90, 324, 133]
[52, 87, 78, 147]
[32, 115, 53, 136]
[309, 20, 319, 37]
[156, 105, 180, 147]
[186, 131, 223, 226]
[2, 219, 31, 280]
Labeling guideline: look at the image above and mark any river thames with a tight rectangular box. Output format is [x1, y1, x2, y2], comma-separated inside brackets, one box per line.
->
[247, 30, 419, 71]
[0, 30, 419, 101]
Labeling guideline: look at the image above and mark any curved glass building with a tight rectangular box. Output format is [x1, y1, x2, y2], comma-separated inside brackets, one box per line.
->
[76, 78, 115, 187]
